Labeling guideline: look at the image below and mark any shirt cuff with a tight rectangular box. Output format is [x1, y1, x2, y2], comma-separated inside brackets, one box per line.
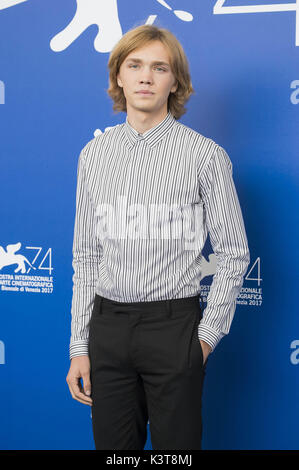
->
[197, 322, 225, 352]
[69, 340, 89, 360]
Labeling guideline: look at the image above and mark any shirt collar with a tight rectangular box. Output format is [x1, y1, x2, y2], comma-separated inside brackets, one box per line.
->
[123, 111, 176, 150]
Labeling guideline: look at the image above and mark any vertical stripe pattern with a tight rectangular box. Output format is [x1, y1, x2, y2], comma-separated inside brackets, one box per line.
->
[69, 111, 250, 360]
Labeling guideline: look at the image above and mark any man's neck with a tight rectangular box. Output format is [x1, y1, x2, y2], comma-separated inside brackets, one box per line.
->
[126, 109, 168, 135]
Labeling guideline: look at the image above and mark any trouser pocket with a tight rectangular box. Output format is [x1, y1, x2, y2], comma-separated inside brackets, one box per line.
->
[187, 308, 203, 369]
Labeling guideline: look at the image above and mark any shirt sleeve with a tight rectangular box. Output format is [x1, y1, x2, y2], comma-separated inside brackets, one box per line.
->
[197, 145, 250, 352]
[69, 148, 102, 360]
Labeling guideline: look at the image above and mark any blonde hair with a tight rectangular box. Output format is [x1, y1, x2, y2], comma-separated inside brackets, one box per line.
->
[106, 24, 195, 119]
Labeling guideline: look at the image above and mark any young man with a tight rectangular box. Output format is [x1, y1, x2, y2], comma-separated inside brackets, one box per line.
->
[66, 24, 250, 450]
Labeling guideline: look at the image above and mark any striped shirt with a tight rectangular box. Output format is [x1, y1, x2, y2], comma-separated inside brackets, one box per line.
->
[69, 110, 250, 360]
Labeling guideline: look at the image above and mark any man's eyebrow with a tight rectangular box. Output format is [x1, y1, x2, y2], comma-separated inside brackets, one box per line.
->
[125, 58, 170, 67]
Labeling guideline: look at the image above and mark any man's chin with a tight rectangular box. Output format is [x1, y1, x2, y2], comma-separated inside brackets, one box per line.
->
[130, 102, 158, 113]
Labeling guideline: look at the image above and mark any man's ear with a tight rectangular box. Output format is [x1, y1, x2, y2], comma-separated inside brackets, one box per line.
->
[117, 73, 123, 88]
[171, 80, 178, 94]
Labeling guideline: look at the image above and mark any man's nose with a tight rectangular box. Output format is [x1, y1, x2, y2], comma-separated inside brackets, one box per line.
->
[140, 78, 152, 84]
[139, 67, 153, 83]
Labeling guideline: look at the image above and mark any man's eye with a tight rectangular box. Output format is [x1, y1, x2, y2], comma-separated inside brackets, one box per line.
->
[128, 64, 166, 71]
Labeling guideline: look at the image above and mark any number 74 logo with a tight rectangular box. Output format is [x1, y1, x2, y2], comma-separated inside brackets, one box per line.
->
[214, 0, 299, 46]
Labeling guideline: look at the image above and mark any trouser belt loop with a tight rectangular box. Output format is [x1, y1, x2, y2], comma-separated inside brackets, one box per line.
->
[166, 299, 172, 318]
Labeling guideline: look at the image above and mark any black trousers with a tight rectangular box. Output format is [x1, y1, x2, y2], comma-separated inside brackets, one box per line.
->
[88, 293, 208, 450]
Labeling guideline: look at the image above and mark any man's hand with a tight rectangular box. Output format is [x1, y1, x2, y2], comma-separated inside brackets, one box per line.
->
[199, 340, 212, 365]
[66, 355, 93, 406]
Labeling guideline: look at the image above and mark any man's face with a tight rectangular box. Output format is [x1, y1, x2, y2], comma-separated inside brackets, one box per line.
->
[117, 40, 178, 116]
